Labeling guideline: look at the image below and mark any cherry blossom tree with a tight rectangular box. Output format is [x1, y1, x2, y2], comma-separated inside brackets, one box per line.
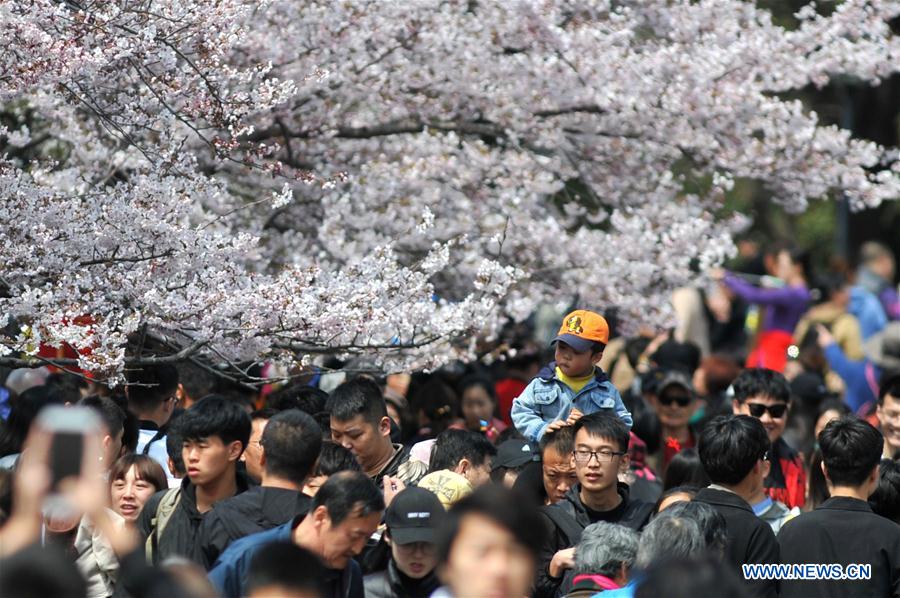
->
[2, 0, 899, 382]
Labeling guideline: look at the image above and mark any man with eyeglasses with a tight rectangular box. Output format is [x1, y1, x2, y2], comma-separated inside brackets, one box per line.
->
[695, 415, 779, 598]
[534, 413, 652, 598]
[731, 367, 807, 509]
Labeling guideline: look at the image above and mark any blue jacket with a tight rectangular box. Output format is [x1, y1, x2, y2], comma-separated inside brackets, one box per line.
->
[208, 518, 362, 598]
[511, 363, 632, 442]
[849, 286, 888, 340]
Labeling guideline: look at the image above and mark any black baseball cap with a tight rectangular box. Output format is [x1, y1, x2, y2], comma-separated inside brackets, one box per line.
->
[385, 486, 445, 545]
[491, 439, 536, 471]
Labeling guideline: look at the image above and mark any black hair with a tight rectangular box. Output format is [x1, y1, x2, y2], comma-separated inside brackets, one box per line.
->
[816, 272, 850, 302]
[540, 425, 575, 457]
[250, 408, 277, 422]
[429, 429, 497, 473]
[816, 397, 851, 421]
[436, 485, 543, 565]
[653, 485, 700, 513]
[590, 341, 606, 355]
[260, 409, 322, 485]
[879, 374, 900, 406]
[165, 413, 186, 476]
[731, 368, 791, 404]
[246, 541, 325, 596]
[174, 362, 217, 401]
[313, 441, 360, 476]
[0, 544, 87, 598]
[868, 459, 900, 524]
[325, 377, 386, 426]
[697, 415, 769, 485]
[663, 448, 711, 491]
[44, 373, 86, 404]
[410, 378, 459, 437]
[635, 556, 747, 598]
[126, 364, 180, 412]
[457, 376, 497, 403]
[312, 471, 384, 526]
[79, 395, 126, 439]
[571, 412, 630, 453]
[818, 416, 883, 487]
[178, 395, 251, 453]
[806, 448, 829, 509]
[109, 393, 139, 453]
[267, 384, 329, 416]
[0, 386, 64, 457]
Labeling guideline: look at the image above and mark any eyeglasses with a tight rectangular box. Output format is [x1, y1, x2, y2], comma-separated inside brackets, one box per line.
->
[658, 394, 692, 407]
[746, 402, 788, 419]
[573, 449, 625, 464]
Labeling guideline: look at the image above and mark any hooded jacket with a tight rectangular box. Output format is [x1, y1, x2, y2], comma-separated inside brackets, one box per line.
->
[535, 483, 652, 598]
[511, 363, 632, 443]
[198, 486, 311, 567]
[363, 559, 440, 598]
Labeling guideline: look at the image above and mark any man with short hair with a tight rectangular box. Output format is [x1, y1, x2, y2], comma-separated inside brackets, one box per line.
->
[327, 378, 426, 489]
[432, 485, 543, 598]
[536, 413, 653, 598]
[246, 542, 324, 598]
[427, 429, 497, 488]
[198, 409, 322, 567]
[138, 396, 252, 565]
[209, 471, 385, 598]
[695, 415, 778, 598]
[732, 368, 806, 509]
[242, 408, 276, 484]
[79, 395, 126, 466]
[127, 365, 180, 476]
[540, 426, 578, 505]
[778, 416, 900, 598]
[876, 375, 900, 459]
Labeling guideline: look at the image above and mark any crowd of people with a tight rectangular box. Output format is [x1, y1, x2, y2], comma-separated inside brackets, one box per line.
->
[0, 239, 899, 598]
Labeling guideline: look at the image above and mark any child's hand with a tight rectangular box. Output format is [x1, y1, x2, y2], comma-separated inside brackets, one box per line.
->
[566, 408, 583, 425]
[545, 419, 569, 434]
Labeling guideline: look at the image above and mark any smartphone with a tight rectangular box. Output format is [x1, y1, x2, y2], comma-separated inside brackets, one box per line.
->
[36, 405, 102, 493]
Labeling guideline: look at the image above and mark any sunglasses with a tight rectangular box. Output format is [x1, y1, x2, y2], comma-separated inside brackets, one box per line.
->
[658, 395, 692, 407]
[746, 402, 788, 419]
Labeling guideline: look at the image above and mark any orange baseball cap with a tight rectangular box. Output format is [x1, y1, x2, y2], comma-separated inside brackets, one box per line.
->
[552, 309, 610, 352]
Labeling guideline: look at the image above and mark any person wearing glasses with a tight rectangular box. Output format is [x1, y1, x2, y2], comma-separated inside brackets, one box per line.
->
[534, 413, 653, 598]
[695, 415, 779, 598]
[731, 368, 807, 509]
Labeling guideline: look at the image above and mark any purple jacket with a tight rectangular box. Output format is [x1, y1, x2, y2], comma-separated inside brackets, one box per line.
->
[723, 274, 810, 334]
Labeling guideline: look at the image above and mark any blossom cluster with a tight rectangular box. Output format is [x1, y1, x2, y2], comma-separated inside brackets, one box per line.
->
[1, 0, 898, 379]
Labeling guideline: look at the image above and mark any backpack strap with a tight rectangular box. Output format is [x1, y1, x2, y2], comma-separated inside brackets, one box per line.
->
[145, 487, 182, 564]
[542, 504, 584, 547]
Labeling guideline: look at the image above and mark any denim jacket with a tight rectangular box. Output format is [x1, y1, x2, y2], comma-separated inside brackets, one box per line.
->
[510, 363, 632, 442]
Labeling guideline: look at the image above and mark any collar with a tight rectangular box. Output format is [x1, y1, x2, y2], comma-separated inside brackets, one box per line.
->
[697, 486, 754, 513]
[571, 573, 621, 591]
[751, 496, 773, 516]
[568, 481, 630, 512]
[818, 496, 873, 513]
[538, 361, 610, 385]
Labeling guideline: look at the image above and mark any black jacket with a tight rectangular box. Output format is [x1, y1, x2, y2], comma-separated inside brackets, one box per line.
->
[778, 496, 900, 598]
[363, 560, 440, 598]
[197, 486, 311, 568]
[694, 487, 778, 598]
[535, 483, 652, 598]
[137, 471, 252, 566]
